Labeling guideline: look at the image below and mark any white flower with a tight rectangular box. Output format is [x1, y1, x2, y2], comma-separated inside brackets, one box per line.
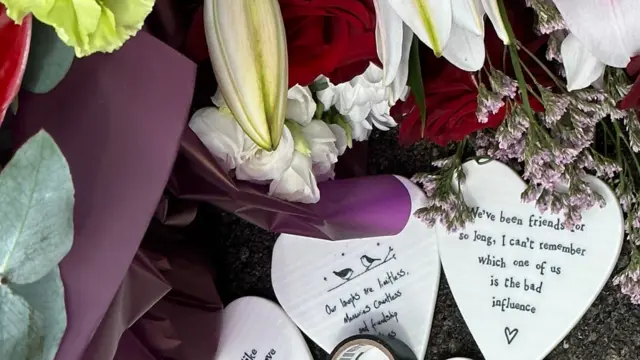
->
[551, 0, 640, 91]
[236, 126, 295, 182]
[189, 107, 246, 172]
[301, 120, 339, 180]
[315, 63, 401, 142]
[269, 152, 321, 203]
[329, 124, 348, 156]
[286, 85, 317, 126]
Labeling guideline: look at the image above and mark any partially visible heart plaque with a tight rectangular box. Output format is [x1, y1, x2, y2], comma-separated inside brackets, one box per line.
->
[437, 161, 623, 360]
[215, 296, 313, 360]
[272, 177, 440, 359]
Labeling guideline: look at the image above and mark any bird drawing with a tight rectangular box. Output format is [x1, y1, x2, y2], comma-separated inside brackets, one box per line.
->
[360, 255, 380, 270]
[333, 268, 354, 281]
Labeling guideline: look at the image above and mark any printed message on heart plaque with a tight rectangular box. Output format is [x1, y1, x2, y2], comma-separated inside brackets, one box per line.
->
[437, 161, 623, 360]
[271, 177, 440, 359]
[214, 296, 313, 360]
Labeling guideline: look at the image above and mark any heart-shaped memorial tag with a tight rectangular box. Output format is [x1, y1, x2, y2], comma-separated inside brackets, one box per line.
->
[215, 296, 313, 360]
[437, 161, 623, 360]
[272, 176, 440, 359]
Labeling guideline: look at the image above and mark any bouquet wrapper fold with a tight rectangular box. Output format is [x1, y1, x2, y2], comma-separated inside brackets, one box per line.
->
[11, 32, 197, 360]
[169, 129, 413, 240]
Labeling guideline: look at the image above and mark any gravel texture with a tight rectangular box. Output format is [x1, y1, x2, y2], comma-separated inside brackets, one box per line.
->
[207, 129, 640, 360]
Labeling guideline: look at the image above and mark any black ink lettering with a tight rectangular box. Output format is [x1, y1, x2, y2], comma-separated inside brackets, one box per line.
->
[459, 232, 470, 240]
[363, 287, 375, 295]
[339, 293, 361, 308]
[473, 230, 496, 246]
[478, 254, 506, 268]
[500, 211, 523, 226]
[265, 349, 276, 360]
[373, 290, 403, 309]
[370, 311, 399, 332]
[241, 350, 258, 360]
[513, 259, 530, 267]
[552, 266, 562, 275]
[491, 297, 536, 314]
[504, 276, 520, 289]
[536, 261, 547, 276]
[524, 279, 543, 293]
[377, 269, 408, 289]
[358, 320, 370, 334]
[343, 305, 371, 324]
[538, 241, 587, 256]
[325, 304, 337, 315]
[490, 275, 499, 287]
[504, 327, 519, 345]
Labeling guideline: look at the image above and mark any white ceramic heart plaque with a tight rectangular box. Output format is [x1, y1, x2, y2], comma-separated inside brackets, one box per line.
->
[271, 177, 440, 359]
[437, 161, 623, 360]
[214, 296, 313, 360]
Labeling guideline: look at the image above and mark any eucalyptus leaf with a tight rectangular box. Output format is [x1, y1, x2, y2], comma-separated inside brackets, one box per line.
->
[0, 284, 44, 360]
[10, 268, 67, 360]
[0, 130, 74, 284]
[22, 20, 74, 94]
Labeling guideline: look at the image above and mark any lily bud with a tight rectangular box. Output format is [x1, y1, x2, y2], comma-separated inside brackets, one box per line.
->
[204, 0, 288, 150]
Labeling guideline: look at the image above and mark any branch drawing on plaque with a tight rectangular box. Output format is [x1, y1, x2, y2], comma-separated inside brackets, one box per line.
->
[327, 245, 397, 292]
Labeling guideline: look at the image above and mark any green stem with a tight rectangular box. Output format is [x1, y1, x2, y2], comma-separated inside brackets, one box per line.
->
[497, 0, 535, 122]
[516, 40, 568, 93]
[612, 120, 640, 176]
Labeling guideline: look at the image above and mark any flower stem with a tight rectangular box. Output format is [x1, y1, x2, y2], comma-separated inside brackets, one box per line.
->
[516, 40, 568, 93]
[612, 120, 640, 176]
[497, 0, 535, 122]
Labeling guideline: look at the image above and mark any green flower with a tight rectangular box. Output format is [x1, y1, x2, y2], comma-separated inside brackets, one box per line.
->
[1, 0, 154, 56]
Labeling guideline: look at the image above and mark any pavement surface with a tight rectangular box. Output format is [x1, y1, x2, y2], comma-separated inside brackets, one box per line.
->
[206, 129, 640, 360]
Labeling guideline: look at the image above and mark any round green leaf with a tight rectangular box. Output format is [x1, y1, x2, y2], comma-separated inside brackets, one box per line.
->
[0, 130, 74, 284]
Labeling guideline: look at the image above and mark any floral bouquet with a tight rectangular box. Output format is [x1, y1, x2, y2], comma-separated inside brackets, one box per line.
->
[181, 0, 640, 304]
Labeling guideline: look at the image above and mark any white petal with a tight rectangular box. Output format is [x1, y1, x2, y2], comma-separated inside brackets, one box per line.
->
[561, 34, 606, 91]
[373, 0, 405, 85]
[269, 152, 320, 203]
[389, 25, 414, 104]
[236, 126, 295, 182]
[211, 89, 227, 108]
[481, 0, 509, 44]
[442, 22, 486, 71]
[316, 78, 337, 110]
[552, 0, 640, 67]
[189, 107, 245, 172]
[387, 0, 452, 56]
[286, 85, 316, 126]
[452, 0, 485, 36]
[328, 124, 348, 156]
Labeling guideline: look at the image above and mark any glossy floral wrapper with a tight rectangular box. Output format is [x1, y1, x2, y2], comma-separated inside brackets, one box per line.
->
[11, 32, 196, 360]
[168, 129, 412, 241]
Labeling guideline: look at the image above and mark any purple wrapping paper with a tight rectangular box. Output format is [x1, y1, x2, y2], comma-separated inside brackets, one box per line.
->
[12, 32, 196, 360]
[169, 129, 413, 240]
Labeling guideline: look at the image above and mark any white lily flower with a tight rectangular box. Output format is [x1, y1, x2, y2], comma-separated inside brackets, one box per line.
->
[236, 126, 295, 183]
[286, 85, 316, 127]
[329, 124, 348, 156]
[561, 34, 606, 91]
[269, 152, 321, 204]
[375, 0, 510, 73]
[189, 107, 246, 172]
[551, 0, 640, 69]
[204, 0, 288, 150]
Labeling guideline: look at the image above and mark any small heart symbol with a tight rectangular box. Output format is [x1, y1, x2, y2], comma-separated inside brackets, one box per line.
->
[272, 177, 440, 360]
[504, 327, 519, 345]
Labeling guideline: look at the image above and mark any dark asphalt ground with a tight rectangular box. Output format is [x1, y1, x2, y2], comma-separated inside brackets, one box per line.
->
[204, 129, 640, 360]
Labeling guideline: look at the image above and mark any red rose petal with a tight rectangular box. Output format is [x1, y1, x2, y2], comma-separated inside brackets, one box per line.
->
[0, 5, 31, 122]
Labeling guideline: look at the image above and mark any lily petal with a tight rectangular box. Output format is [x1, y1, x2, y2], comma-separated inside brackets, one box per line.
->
[561, 33, 606, 91]
[480, 0, 509, 44]
[389, 24, 414, 104]
[551, 0, 640, 68]
[386, 0, 452, 56]
[204, 0, 288, 150]
[373, 0, 404, 86]
[452, 0, 485, 36]
[442, 21, 486, 72]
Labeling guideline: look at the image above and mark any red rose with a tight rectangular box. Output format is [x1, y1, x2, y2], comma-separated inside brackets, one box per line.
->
[280, 0, 379, 87]
[398, 4, 548, 146]
[0, 5, 31, 121]
[619, 56, 640, 110]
